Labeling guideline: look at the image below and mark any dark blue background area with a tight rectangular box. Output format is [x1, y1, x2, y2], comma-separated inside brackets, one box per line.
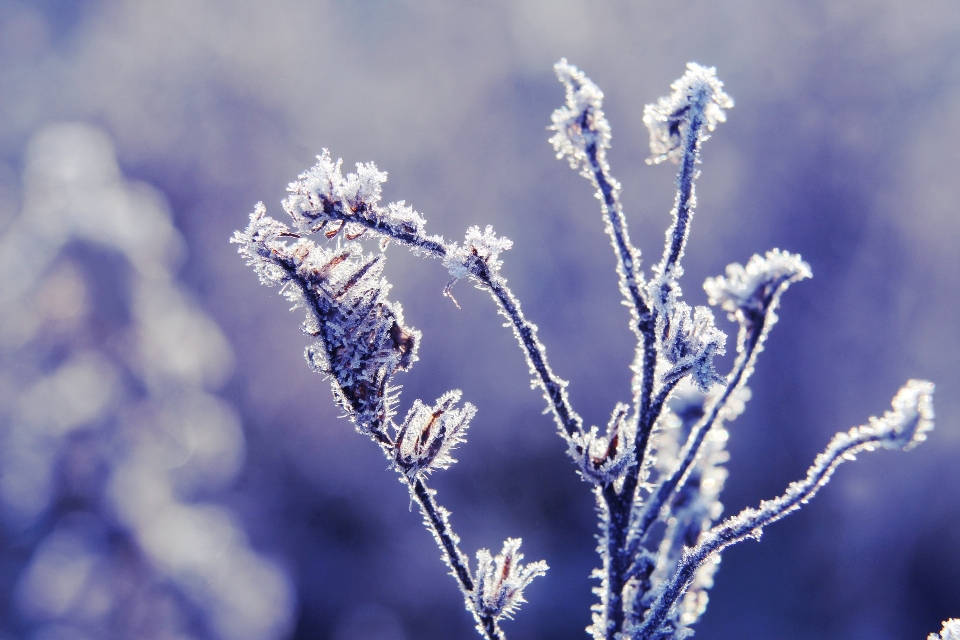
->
[1, 1, 959, 638]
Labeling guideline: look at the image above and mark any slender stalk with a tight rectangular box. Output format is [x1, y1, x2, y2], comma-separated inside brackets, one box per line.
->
[583, 124, 657, 421]
[311, 204, 585, 439]
[632, 422, 894, 640]
[657, 105, 704, 279]
[411, 478, 474, 591]
[626, 319, 763, 557]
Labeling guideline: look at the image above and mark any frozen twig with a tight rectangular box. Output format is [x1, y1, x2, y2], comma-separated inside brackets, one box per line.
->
[236, 61, 947, 640]
[633, 380, 935, 640]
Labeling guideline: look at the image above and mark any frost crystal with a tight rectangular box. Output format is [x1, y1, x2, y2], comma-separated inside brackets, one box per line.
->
[872, 379, 935, 450]
[549, 59, 611, 173]
[930, 619, 960, 640]
[393, 390, 475, 479]
[232, 206, 419, 433]
[643, 63, 733, 165]
[704, 249, 812, 318]
[659, 302, 727, 392]
[473, 539, 548, 623]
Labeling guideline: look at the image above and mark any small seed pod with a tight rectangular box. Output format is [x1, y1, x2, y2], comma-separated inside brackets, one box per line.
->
[393, 390, 474, 479]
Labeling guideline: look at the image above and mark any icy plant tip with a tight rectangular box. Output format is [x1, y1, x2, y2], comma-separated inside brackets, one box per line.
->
[235, 59, 949, 640]
[643, 63, 733, 165]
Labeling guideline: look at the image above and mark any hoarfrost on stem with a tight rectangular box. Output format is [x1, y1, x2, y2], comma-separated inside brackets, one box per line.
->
[643, 63, 733, 166]
[235, 60, 949, 640]
[473, 539, 550, 624]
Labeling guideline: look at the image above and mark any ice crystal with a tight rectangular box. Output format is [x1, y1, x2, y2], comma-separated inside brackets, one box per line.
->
[393, 390, 475, 479]
[549, 58, 611, 174]
[473, 539, 549, 623]
[643, 63, 733, 165]
[931, 619, 960, 640]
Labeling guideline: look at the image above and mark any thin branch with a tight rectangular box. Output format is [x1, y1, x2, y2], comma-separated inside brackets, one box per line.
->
[626, 318, 762, 557]
[549, 60, 657, 472]
[300, 201, 585, 440]
[632, 379, 934, 639]
[410, 478, 506, 640]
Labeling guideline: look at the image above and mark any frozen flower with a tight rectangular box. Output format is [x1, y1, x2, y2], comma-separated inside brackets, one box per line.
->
[704, 249, 811, 318]
[443, 225, 513, 294]
[570, 403, 636, 485]
[232, 207, 419, 433]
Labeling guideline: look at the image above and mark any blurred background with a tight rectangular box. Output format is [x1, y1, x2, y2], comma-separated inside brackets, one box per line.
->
[0, 1, 958, 639]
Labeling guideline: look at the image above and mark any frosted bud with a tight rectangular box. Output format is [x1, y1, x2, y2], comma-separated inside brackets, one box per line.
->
[549, 59, 612, 171]
[929, 619, 960, 640]
[281, 150, 389, 232]
[473, 538, 548, 622]
[660, 302, 728, 392]
[644, 63, 733, 165]
[704, 249, 811, 320]
[570, 403, 636, 484]
[872, 379, 935, 451]
[443, 225, 513, 290]
[340, 161, 388, 211]
[393, 390, 474, 479]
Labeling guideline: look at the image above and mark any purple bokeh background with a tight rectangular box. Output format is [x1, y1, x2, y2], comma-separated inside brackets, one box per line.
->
[1, 1, 959, 639]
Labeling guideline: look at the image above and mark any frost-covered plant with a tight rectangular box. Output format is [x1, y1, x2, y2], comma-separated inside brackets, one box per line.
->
[234, 61, 953, 639]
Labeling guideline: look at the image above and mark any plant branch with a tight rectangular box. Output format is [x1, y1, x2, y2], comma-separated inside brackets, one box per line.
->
[632, 379, 934, 639]
[301, 202, 585, 440]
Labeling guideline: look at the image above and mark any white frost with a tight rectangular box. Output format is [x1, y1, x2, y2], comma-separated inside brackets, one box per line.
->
[930, 619, 960, 640]
[549, 59, 611, 172]
[704, 249, 812, 316]
[644, 63, 733, 165]
[472, 538, 548, 623]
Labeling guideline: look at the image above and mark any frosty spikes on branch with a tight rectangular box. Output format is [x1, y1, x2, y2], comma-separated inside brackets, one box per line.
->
[274, 145, 585, 447]
[233, 204, 419, 436]
[393, 390, 475, 480]
[632, 380, 935, 640]
[235, 179, 545, 640]
[236, 60, 947, 640]
[473, 539, 550, 628]
[643, 63, 733, 166]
